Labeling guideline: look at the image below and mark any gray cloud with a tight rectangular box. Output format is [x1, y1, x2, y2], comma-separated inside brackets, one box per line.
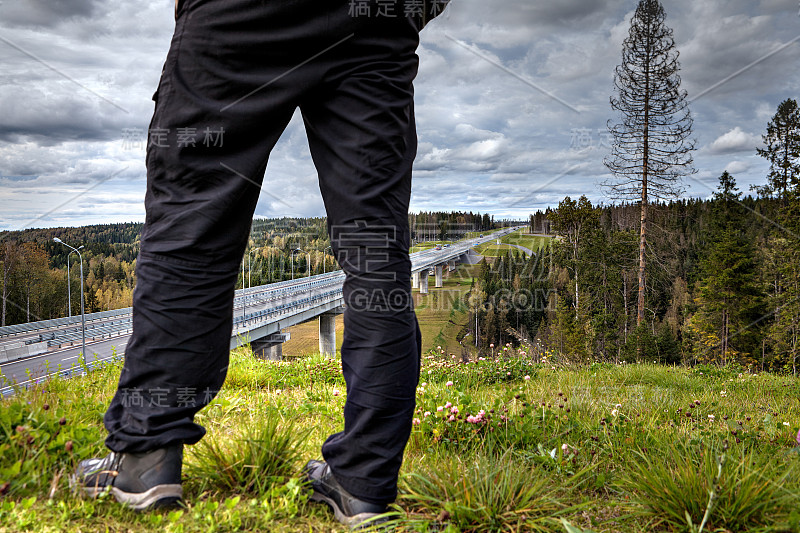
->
[0, 0, 798, 229]
[0, 0, 101, 29]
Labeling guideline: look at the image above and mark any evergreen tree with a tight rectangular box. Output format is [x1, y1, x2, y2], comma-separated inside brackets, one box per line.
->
[692, 172, 763, 364]
[754, 98, 800, 202]
[549, 196, 600, 318]
[603, 0, 695, 327]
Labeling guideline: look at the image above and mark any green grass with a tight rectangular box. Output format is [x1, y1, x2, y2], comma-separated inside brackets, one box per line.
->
[501, 230, 553, 253]
[474, 243, 519, 256]
[2, 350, 800, 532]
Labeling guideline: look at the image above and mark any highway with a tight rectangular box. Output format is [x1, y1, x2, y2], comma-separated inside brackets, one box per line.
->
[0, 226, 523, 395]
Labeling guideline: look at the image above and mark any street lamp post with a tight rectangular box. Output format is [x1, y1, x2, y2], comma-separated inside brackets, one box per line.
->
[54, 238, 85, 360]
[66, 250, 74, 317]
[248, 247, 262, 289]
[291, 248, 302, 280]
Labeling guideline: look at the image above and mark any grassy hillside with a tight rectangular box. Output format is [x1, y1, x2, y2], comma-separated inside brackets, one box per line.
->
[1, 353, 799, 532]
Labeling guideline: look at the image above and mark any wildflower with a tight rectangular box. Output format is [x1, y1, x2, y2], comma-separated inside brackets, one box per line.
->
[708, 415, 715, 421]
[436, 406, 444, 412]
[615, 403, 622, 409]
[783, 421, 789, 426]
[444, 402, 452, 409]
[275, 389, 282, 395]
[524, 375, 531, 381]
[561, 443, 570, 454]
[720, 391, 727, 397]
[451, 406, 459, 414]
[437, 345, 441, 350]
[448, 415, 455, 422]
[490, 343, 494, 348]
[412, 418, 421, 426]
[424, 411, 431, 417]
[611, 409, 619, 417]
[332, 388, 340, 396]
[446, 381, 454, 387]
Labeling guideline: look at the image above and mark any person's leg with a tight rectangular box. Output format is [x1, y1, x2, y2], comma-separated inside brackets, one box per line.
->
[75, 0, 305, 506]
[102, 0, 315, 454]
[300, 12, 423, 506]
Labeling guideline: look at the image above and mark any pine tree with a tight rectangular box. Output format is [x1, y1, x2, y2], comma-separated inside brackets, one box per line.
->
[754, 98, 800, 202]
[549, 196, 600, 319]
[693, 172, 763, 364]
[603, 0, 695, 327]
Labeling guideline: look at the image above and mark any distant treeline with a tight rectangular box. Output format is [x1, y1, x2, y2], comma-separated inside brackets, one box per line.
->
[0, 212, 507, 326]
[472, 181, 799, 374]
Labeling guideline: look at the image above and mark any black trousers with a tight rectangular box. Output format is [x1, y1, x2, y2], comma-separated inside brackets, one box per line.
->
[103, 0, 432, 504]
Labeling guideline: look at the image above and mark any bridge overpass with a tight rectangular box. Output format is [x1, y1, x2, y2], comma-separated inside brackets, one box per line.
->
[0, 226, 524, 395]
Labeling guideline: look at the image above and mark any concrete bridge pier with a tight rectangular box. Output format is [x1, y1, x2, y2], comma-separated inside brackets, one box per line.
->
[419, 271, 429, 294]
[412, 271, 420, 289]
[252, 331, 290, 361]
[448, 260, 456, 272]
[435, 264, 443, 288]
[319, 312, 337, 357]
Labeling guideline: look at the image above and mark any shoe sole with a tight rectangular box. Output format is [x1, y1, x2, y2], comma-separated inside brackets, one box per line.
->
[80, 482, 183, 512]
[310, 491, 384, 530]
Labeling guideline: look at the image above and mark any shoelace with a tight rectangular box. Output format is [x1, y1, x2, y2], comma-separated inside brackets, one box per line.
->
[88, 452, 122, 493]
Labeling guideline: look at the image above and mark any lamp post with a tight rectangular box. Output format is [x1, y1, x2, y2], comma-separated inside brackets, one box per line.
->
[291, 248, 302, 280]
[248, 247, 262, 289]
[324, 246, 333, 273]
[66, 249, 78, 317]
[306, 252, 311, 277]
[54, 238, 85, 360]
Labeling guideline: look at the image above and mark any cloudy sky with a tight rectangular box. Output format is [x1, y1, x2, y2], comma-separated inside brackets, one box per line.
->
[1, 0, 799, 231]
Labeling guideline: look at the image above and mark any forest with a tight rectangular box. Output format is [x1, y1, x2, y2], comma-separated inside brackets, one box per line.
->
[0, 211, 501, 327]
[472, 93, 799, 374]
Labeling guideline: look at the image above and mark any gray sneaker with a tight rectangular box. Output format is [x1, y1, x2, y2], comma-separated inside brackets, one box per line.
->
[304, 459, 390, 530]
[70, 444, 183, 511]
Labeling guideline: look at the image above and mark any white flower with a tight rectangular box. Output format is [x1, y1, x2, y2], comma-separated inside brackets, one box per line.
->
[421, 382, 427, 387]
[424, 411, 431, 417]
[708, 415, 715, 421]
[446, 380, 454, 387]
[524, 375, 531, 381]
[332, 388, 340, 396]
[783, 421, 790, 426]
[611, 409, 619, 417]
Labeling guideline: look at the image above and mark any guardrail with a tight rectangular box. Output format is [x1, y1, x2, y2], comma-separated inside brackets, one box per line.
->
[0, 227, 524, 368]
